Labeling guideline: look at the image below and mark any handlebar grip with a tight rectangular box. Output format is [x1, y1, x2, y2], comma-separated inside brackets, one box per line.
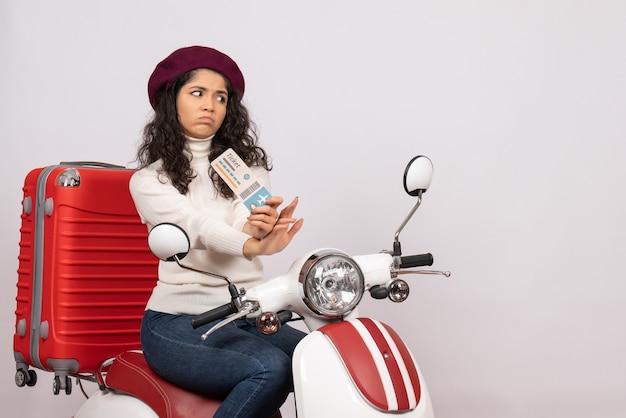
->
[400, 253, 434, 268]
[190, 303, 238, 329]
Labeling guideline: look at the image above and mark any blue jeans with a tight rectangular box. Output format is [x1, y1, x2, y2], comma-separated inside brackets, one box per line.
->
[141, 310, 306, 418]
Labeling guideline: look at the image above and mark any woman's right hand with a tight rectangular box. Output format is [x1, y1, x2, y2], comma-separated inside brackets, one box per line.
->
[243, 197, 303, 257]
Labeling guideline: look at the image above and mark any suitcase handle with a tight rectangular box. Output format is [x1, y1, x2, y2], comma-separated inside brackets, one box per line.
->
[59, 161, 126, 169]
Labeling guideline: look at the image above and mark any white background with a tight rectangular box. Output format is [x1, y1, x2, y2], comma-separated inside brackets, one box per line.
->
[2, 1, 625, 417]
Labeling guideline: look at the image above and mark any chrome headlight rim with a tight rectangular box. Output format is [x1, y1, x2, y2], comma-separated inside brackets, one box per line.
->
[298, 249, 365, 318]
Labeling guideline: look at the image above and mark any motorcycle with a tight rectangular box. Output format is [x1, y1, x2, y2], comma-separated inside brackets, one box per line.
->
[74, 155, 450, 418]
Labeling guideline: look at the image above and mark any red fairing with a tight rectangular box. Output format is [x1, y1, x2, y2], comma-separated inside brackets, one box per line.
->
[319, 318, 421, 412]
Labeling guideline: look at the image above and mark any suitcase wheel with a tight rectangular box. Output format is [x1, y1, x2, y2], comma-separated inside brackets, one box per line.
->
[53, 375, 72, 395]
[15, 369, 37, 387]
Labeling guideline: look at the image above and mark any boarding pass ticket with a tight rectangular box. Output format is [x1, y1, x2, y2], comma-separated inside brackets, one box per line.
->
[211, 148, 272, 211]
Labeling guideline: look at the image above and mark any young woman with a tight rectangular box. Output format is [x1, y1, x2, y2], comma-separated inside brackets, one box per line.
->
[130, 46, 305, 418]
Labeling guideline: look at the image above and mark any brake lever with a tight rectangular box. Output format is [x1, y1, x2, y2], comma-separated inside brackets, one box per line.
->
[397, 269, 452, 278]
[200, 302, 260, 341]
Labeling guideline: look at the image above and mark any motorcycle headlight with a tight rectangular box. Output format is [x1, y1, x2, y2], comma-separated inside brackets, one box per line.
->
[299, 250, 364, 318]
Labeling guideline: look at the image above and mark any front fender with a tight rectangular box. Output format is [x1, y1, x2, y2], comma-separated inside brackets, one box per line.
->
[293, 318, 434, 418]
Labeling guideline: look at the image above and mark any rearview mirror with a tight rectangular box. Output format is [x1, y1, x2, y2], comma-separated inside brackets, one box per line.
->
[147, 223, 190, 261]
[403, 155, 433, 196]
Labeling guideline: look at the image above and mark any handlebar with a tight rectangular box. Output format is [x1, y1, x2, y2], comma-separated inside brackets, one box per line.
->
[189, 254, 435, 329]
[399, 253, 434, 268]
[190, 303, 238, 329]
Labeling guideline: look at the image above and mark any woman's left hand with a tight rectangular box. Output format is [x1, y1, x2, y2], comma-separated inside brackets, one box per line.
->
[244, 196, 284, 239]
[242, 197, 303, 258]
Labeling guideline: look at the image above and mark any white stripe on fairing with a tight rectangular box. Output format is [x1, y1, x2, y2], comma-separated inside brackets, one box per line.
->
[351, 319, 398, 410]
[371, 319, 418, 409]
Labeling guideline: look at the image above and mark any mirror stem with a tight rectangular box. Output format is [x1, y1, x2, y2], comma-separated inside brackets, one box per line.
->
[174, 255, 234, 286]
[393, 191, 423, 256]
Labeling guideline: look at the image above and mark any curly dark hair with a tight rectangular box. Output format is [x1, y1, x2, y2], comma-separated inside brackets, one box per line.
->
[136, 69, 271, 198]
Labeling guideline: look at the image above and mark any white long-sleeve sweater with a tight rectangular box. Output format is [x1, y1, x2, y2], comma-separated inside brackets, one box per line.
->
[129, 136, 268, 315]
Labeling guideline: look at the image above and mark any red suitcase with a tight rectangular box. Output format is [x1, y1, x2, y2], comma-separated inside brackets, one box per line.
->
[13, 162, 159, 394]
